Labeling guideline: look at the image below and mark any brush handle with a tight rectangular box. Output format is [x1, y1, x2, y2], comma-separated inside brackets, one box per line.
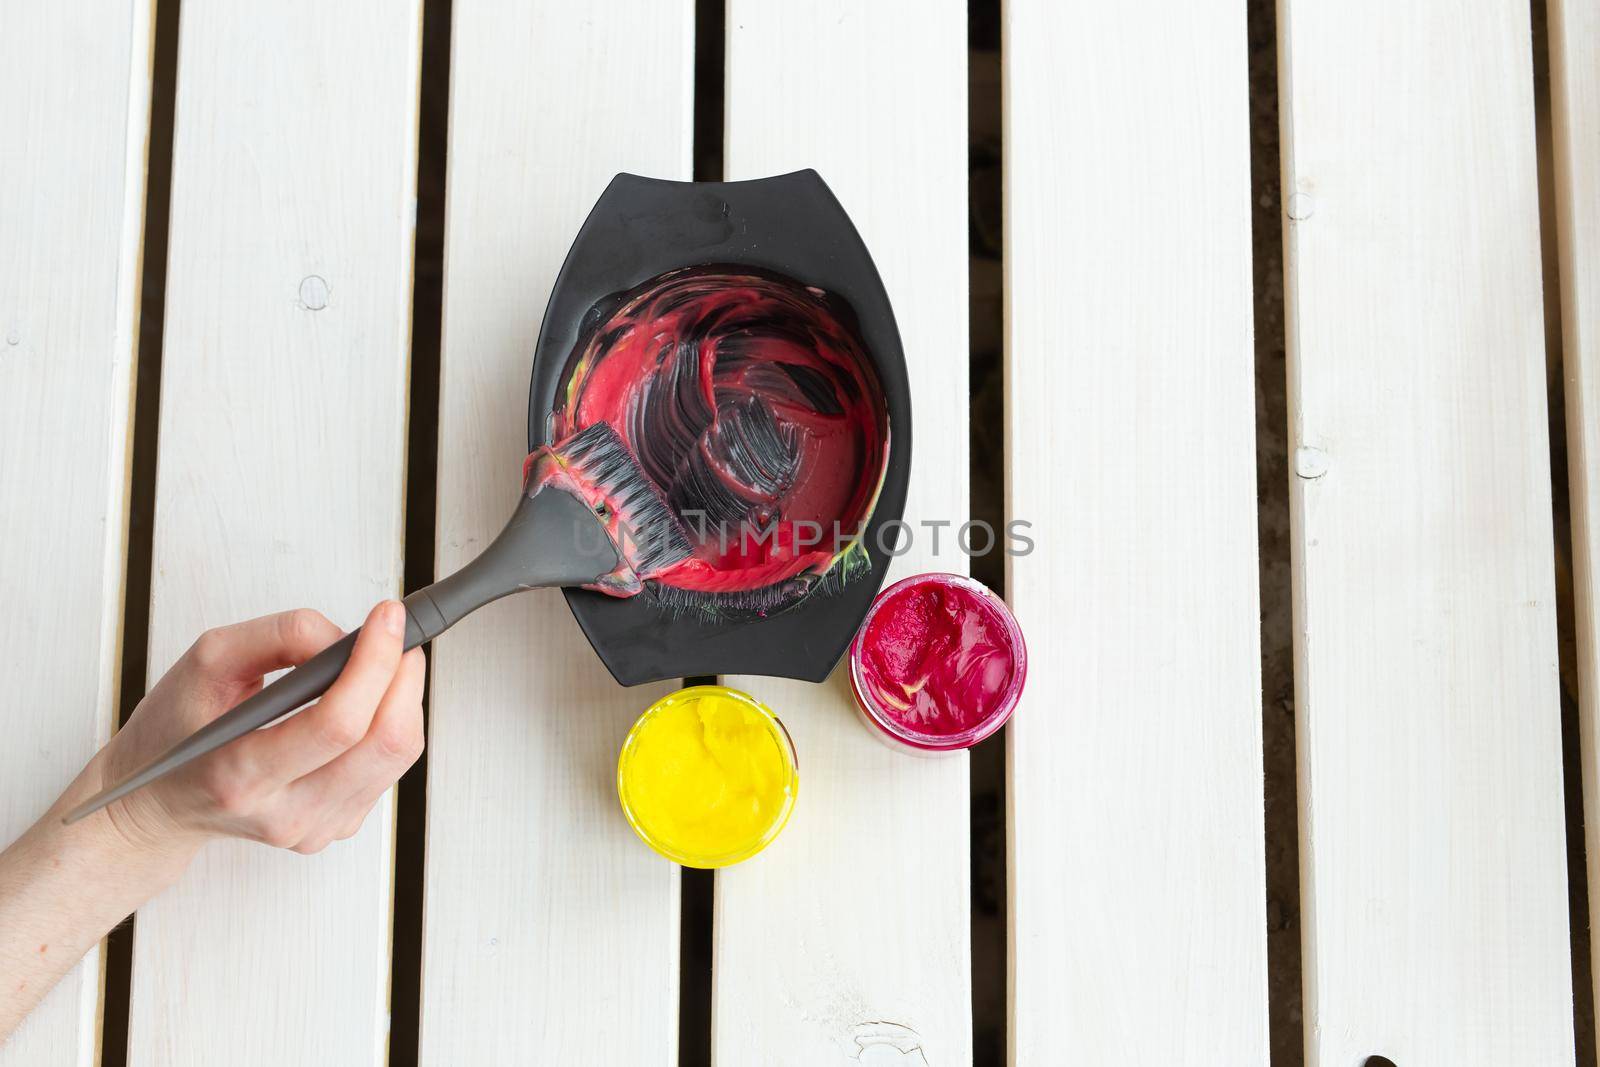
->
[61, 601, 438, 825]
[62, 487, 623, 826]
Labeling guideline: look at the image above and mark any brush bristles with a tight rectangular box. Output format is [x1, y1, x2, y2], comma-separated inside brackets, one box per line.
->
[644, 546, 871, 620]
[646, 576, 816, 618]
[558, 422, 694, 578]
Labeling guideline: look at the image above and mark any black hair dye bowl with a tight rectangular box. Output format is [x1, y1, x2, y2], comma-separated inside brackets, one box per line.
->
[528, 171, 912, 686]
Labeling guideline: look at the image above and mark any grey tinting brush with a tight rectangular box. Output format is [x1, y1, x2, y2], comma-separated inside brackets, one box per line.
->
[64, 422, 691, 825]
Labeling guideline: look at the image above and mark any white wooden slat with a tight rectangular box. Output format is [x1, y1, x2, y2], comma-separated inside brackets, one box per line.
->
[127, 3, 421, 1063]
[1005, 1, 1268, 1063]
[0, 3, 151, 1064]
[1281, 1, 1572, 1063]
[1551, 0, 1600, 1040]
[716, 4, 972, 1063]
[417, 2, 691, 1061]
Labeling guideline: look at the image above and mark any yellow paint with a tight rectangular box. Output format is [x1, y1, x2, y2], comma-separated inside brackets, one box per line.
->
[617, 685, 798, 868]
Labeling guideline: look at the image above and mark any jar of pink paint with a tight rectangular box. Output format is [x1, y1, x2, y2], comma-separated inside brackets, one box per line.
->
[847, 572, 1027, 755]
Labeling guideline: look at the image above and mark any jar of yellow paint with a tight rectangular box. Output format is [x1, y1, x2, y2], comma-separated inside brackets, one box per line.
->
[616, 685, 798, 868]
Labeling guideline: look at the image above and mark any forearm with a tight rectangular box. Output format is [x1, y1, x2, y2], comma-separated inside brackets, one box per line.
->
[0, 753, 197, 1043]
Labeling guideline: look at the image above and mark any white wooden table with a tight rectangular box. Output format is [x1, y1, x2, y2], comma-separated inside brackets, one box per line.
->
[2, 1, 1597, 1064]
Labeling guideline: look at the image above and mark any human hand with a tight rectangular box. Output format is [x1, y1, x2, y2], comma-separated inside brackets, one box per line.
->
[96, 601, 426, 865]
[1, 603, 423, 1042]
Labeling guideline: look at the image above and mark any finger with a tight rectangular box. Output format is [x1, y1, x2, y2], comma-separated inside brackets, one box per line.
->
[180, 609, 343, 691]
[282, 649, 423, 853]
[288, 647, 425, 812]
[333, 804, 375, 843]
[238, 600, 408, 784]
[324, 774, 396, 847]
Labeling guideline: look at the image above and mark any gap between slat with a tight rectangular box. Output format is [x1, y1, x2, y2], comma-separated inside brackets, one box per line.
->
[1531, 0, 1598, 1060]
[680, 2, 725, 1063]
[679, 679, 716, 1067]
[1247, 0, 1303, 1060]
[968, 2, 1007, 1063]
[100, 0, 183, 1062]
[388, 0, 452, 1062]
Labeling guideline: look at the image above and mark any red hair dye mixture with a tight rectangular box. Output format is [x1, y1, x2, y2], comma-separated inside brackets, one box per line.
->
[850, 573, 1026, 752]
[551, 267, 889, 611]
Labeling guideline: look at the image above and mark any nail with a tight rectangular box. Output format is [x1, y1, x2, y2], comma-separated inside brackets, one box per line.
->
[383, 601, 405, 636]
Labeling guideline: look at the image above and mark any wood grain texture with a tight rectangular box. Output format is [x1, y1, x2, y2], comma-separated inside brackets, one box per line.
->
[416, 2, 691, 1062]
[716, 4, 972, 1064]
[127, 3, 421, 1063]
[1004, 2, 1268, 1063]
[1551, 0, 1600, 1041]
[0, 2, 151, 1064]
[1279, 1, 1573, 1063]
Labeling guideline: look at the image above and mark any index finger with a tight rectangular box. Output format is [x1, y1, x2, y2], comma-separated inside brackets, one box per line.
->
[181, 609, 344, 688]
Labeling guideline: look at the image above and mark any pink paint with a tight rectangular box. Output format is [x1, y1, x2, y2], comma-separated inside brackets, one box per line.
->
[848, 572, 1026, 754]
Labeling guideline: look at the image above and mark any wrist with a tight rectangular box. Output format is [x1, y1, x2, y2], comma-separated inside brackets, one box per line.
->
[0, 756, 200, 1036]
[48, 751, 203, 886]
